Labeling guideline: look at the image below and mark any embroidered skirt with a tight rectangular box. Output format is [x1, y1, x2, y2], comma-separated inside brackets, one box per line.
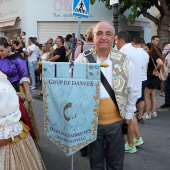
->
[0, 122, 46, 170]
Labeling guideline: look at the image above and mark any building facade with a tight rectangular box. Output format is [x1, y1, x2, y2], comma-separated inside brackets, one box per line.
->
[0, 0, 151, 43]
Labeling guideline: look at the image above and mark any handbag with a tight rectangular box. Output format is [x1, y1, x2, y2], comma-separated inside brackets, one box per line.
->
[35, 62, 42, 74]
[151, 56, 168, 81]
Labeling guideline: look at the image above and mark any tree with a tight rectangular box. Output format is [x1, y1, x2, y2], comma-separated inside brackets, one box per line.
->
[90, 0, 170, 46]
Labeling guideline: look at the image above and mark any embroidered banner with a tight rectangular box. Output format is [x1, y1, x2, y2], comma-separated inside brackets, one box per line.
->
[42, 61, 100, 156]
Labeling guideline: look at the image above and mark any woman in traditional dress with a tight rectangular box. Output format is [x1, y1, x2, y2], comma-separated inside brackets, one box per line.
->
[0, 72, 46, 169]
[0, 37, 31, 101]
[0, 37, 40, 142]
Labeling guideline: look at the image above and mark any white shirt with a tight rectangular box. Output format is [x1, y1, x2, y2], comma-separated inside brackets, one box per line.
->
[41, 52, 50, 61]
[53, 44, 57, 50]
[120, 43, 142, 99]
[97, 54, 113, 99]
[27, 44, 38, 61]
[75, 51, 138, 119]
[21, 36, 26, 43]
[35, 45, 40, 58]
[165, 53, 170, 73]
[136, 48, 149, 81]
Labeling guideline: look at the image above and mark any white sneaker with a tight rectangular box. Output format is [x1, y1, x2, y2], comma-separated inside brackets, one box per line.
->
[30, 86, 36, 90]
[151, 112, 157, 117]
[142, 113, 151, 120]
[160, 92, 165, 97]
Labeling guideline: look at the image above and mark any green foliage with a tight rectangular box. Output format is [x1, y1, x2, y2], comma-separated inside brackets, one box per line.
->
[90, 0, 170, 24]
[90, 0, 112, 9]
[90, 0, 97, 4]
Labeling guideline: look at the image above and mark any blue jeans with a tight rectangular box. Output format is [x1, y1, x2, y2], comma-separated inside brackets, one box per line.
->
[164, 73, 170, 104]
[28, 60, 37, 87]
[89, 120, 125, 170]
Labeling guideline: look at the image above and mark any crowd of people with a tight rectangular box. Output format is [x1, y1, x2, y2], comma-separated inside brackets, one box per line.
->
[0, 21, 170, 169]
[1, 33, 87, 91]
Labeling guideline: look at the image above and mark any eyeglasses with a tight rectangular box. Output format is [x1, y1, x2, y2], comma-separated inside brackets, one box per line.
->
[94, 31, 114, 38]
[42, 46, 46, 47]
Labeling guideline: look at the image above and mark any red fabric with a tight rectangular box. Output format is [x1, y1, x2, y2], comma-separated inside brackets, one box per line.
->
[18, 95, 35, 139]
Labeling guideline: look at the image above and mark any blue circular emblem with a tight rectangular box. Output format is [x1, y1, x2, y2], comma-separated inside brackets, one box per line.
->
[95, 65, 99, 69]
[89, 65, 93, 69]
[114, 76, 118, 80]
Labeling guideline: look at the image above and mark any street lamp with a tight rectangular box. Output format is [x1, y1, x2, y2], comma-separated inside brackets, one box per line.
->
[112, 3, 119, 34]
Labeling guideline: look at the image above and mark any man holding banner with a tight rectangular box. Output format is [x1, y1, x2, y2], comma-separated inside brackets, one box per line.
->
[76, 21, 138, 170]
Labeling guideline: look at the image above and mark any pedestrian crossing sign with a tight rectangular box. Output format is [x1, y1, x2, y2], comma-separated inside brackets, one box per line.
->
[72, 0, 89, 18]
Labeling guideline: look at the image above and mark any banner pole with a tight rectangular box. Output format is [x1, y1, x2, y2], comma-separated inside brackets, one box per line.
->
[71, 155, 74, 170]
[70, 33, 76, 78]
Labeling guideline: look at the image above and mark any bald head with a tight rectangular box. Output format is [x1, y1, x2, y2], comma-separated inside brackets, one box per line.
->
[93, 21, 115, 54]
[93, 21, 115, 35]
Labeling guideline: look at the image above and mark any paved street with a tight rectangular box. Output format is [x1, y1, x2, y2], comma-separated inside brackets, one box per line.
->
[31, 83, 170, 170]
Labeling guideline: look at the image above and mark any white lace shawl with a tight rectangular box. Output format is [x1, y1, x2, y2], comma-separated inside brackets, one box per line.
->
[0, 108, 23, 140]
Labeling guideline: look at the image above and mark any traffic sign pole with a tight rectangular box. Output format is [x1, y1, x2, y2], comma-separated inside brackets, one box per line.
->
[77, 17, 81, 40]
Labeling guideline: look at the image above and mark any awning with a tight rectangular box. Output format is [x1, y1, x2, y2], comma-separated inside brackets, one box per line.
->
[0, 17, 19, 28]
[123, 16, 151, 28]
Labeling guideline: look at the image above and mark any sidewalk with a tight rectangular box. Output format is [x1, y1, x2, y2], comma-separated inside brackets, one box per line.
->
[31, 83, 170, 170]
[124, 111, 170, 170]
